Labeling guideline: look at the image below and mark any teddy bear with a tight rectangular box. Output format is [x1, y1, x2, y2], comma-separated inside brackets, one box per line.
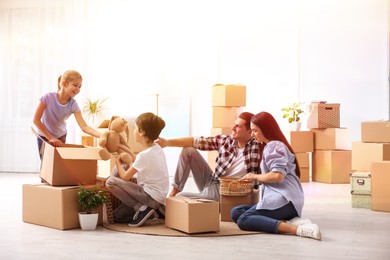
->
[98, 117, 132, 165]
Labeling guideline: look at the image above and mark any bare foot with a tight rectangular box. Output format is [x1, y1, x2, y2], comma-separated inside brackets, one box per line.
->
[169, 187, 180, 197]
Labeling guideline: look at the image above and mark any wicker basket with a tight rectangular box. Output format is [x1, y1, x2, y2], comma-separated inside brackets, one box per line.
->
[219, 177, 252, 196]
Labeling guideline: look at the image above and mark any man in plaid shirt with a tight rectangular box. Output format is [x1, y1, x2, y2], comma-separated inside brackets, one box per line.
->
[155, 112, 260, 201]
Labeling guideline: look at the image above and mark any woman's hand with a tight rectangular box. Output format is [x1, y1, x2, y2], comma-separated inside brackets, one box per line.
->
[240, 173, 258, 182]
[49, 138, 62, 147]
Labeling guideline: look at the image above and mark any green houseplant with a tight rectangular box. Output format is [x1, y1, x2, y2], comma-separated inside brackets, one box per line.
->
[281, 102, 304, 131]
[77, 186, 109, 230]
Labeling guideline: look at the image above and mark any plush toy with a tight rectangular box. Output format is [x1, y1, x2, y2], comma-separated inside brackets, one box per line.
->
[98, 117, 132, 165]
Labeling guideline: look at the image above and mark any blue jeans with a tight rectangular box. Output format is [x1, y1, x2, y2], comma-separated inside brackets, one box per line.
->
[231, 201, 298, 233]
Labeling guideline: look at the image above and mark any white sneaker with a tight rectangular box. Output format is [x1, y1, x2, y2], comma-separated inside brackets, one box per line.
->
[287, 217, 312, 226]
[296, 224, 322, 240]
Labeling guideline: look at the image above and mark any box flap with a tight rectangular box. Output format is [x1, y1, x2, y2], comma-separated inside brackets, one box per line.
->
[56, 146, 103, 160]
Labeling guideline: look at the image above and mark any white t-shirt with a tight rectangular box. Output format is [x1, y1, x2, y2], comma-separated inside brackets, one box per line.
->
[224, 147, 246, 178]
[132, 143, 169, 205]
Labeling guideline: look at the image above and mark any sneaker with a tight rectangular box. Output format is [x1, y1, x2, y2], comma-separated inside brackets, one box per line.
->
[296, 224, 322, 240]
[287, 217, 312, 226]
[156, 206, 165, 220]
[128, 207, 155, 227]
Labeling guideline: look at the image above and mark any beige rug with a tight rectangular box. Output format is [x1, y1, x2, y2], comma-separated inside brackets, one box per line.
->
[103, 219, 262, 237]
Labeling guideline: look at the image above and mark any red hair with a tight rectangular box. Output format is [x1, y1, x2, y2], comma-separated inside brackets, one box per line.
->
[251, 112, 300, 177]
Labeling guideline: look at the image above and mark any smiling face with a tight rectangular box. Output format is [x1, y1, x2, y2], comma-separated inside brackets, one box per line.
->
[63, 78, 82, 97]
[250, 122, 268, 143]
[231, 117, 252, 145]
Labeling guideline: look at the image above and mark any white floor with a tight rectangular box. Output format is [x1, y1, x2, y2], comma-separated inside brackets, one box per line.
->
[1, 172, 390, 260]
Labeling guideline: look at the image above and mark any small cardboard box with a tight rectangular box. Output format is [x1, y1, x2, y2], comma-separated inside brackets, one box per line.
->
[165, 196, 220, 234]
[312, 150, 352, 184]
[350, 172, 371, 209]
[371, 161, 390, 212]
[361, 121, 390, 143]
[212, 107, 242, 128]
[311, 128, 350, 150]
[22, 184, 103, 230]
[220, 189, 260, 222]
[352, 142, 390, 171]
[307, 103, 340, 129]
[284, 131, 314, 153]
[212, 84, 246, 107]
[40, 142, 103, 186]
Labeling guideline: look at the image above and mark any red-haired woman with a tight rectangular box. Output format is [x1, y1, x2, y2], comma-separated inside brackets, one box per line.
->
[231, 112, 321, 240]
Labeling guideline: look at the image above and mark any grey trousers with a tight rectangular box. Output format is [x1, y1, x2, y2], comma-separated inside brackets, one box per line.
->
[173, 147, 220, 201]
[105, 167, 162, 223]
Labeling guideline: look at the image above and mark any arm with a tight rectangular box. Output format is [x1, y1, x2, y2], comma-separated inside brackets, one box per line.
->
[154, 137, 194, 148]
[73, 111, 102, 138]
[118, 143, 136, 162]
[115, 156, 137, 180]
[240, 171, 285, 184]
[33, 101, 62, 147]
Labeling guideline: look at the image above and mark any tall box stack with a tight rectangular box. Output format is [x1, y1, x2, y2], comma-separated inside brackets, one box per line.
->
[307, 102, 352, 184]
[24, 128, 106, 230]
[208, 84, 246, 169]
[283, 131, 313, 182]
[352, 121, 390, 212]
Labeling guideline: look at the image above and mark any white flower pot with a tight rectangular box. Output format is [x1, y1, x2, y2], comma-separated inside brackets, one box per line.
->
[289, 122, 302, 131]
[78, 212, 99, 231]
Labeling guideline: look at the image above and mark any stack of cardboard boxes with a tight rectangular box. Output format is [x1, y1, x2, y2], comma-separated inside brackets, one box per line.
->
[351, 121, 390, 212]
[283, 131, 314, 182]
[308, 102, 352, 184]
[23, 130, 106, 230]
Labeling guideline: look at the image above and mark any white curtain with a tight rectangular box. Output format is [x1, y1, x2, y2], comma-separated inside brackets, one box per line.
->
[0, 0, 388, 172]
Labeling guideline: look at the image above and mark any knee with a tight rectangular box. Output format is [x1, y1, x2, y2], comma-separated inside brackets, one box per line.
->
[181, 147, 197, 157]
[105, 176, 115, 190]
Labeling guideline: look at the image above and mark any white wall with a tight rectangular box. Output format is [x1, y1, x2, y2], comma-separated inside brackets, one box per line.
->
[0, 0, 388, 172]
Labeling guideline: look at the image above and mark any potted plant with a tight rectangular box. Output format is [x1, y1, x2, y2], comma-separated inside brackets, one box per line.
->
[281, 102, 304, 131]
[77, 185, 109, 231]
[82, 97, 108, 126]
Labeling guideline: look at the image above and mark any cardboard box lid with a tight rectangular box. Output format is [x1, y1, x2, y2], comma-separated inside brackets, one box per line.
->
[56, 145, 103, 160]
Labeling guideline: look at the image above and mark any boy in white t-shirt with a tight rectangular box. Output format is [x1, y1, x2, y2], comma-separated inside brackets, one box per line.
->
[106, 112, 169, 227]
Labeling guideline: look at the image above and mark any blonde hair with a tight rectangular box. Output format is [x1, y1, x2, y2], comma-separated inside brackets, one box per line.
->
[58, 70, 82, 90]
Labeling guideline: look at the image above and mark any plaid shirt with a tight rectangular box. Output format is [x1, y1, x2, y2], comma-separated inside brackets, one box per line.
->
[194, 135, 260, 180]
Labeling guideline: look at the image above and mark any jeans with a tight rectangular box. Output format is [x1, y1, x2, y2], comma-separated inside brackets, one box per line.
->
[231, 201, 298, 233]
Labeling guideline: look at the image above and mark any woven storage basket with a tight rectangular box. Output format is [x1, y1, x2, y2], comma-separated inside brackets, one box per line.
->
[219, 177, 252, 196]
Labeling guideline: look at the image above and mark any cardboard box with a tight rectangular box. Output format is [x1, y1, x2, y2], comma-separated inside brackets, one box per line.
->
[350, 172, 371, 194]
[220, 189, 259, 222]
[212, 84, 246, 107]
[284, 131, 314, 153]
[40, 142, 104, 186]
[361, 121, 390, 143]
[165, 196, 220, 234]
[307, 103, 340, 129]
[351, 193, 371, 209]
[295, 152, 310, 168]
[211, 127, 232, 136]
[352, 142, 390, 171]
[311, 128, 350, 150]
[312, 150, 352, 184]
[81, 135, 95, 146]
[22, 184, 103, 230]
[299, 167, 310, 182]
[350, 172, 371, 209]
[212, 107, 242, 128]
[371, 162, 390, 212]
